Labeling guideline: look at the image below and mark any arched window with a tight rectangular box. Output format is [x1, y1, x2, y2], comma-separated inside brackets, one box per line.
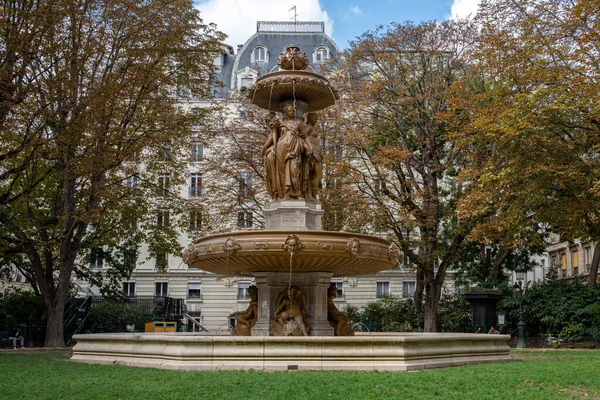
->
[251, 46, 268, 62]
[313, 46, 330, 63]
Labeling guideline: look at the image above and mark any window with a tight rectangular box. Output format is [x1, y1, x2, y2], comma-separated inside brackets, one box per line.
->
[560, 253, 567, 271]
[376, 281, 390, 297]
[158, 173, 170, 196]
[189, 209, 202, 231]
[190, 173, 203, 197]
[89, 247, 104, 269]
[375, 175, 387, 194]
[188, 312, 204, 332]
[237, 280, 251, 300]
[313, 46, 330, 63]
[155, 281, 168, 297]
[191, 142, 204, 162]
[238, 172, 253, 198]
[402, 281, 416, 298]
[187, 281, 202, 299]
[252, 46, 268, 62]
[157, 210, 170, 227]
[155, 251, 168, 269]
[332, 281, 344, 299]
[190, 107, 204, 128]
[584, 247, 592, 273]
[572, 250, 579, 275]
[158, 144, 172, 161]
[237, 211, 253, 228]
[125, 175, 138, 188]
[123, 281, 135, 297]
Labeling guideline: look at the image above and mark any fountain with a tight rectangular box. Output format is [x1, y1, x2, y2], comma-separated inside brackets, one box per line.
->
[71, 46, 511, 371]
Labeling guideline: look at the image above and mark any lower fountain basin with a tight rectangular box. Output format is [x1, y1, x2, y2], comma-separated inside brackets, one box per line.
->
[71, 332, 512, 371]
[185, 230, 397, 277]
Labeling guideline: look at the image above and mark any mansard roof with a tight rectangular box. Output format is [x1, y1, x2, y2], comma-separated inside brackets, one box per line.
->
[212, 21, 340, 98]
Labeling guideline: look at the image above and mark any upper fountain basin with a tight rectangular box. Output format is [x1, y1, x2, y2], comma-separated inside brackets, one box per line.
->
[185, 230, 397, 277]
[247, 70, 339, 112]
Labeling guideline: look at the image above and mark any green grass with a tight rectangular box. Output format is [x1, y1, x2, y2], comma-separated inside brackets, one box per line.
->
[1, 349, 599, 399]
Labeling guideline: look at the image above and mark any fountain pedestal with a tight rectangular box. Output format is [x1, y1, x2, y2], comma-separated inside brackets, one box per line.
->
[253, 271, 334, 336]
[264, 200, 324, 231]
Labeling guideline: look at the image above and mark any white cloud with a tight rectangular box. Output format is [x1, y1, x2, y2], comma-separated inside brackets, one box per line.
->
[350, 6, 362, 16]
[449, 0, 482, 19]
[196, 0, 334, 48]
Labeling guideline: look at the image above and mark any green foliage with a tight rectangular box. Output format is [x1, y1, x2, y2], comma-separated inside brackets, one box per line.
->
[0, 291, 46, 325]
[355, 293, 470, 333]
[436, 293, 472, 332]
[362, 296, 421, 332]
[84, 304, 155, 333]
[499, 278, 600, 338]
[559, 323, 587, 343]
[343, 304, 362, 328]
[583, 303, 600, 341]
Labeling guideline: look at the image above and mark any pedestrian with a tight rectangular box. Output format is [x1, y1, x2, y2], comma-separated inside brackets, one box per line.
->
[9, 326, 25, 349]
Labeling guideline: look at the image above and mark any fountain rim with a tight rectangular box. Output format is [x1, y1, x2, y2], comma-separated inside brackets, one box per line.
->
[247, 70, 339, 112]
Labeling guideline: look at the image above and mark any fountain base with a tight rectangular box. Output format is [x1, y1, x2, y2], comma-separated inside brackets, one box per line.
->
[71, 332, 512, 371]
[253, 271, 334, 336]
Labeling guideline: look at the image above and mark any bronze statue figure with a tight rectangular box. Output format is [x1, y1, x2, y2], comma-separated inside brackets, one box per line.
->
[234, 285, 258, 336]
[270, 286, 310, 336]
[327, 284, 354, 336]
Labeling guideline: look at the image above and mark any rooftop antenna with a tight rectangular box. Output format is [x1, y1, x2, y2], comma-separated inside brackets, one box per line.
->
[289, 5, 298, 31]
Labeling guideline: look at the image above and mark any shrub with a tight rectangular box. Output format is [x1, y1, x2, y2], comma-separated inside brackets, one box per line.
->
[436, 293, 472, 332]
[84, 304, 155, 333]
[0, 290, 46, 325]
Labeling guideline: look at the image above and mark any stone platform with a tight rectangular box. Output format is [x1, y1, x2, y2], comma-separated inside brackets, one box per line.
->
[71, 332, 512, 371]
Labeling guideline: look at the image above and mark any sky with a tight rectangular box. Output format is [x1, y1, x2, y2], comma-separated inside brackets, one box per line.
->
[196, 0, 481, 50]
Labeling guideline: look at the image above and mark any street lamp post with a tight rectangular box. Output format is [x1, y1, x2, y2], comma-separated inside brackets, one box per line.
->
[515, 268, 527, 349]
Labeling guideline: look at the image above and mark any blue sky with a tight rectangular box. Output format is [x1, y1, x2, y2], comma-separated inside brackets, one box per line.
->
[196, 0, 479, 50]
[320, 0, 456, 47]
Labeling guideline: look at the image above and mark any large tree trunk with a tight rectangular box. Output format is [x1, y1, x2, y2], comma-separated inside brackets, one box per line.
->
[414, 267, 424, 315]
[423, 280, 443, 332]
[587, 241, 600, 289]
[45, 300, 67, 348]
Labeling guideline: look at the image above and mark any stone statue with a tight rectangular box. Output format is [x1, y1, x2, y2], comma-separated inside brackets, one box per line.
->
[270, 286, 310, 336]
[234, 285, 258, 336]
[327, 284, 354, 336]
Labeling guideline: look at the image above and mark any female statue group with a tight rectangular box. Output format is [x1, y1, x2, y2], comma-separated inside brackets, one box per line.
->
[263, 102, 322, 202]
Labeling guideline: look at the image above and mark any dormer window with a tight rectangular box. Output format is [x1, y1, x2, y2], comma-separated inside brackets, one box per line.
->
[313, 46, 330, 63]
[251, 46, 268, 63]
[236, 66, 258, 91]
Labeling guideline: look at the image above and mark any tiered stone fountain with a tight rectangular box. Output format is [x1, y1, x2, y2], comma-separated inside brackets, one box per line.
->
[71, 46, 511, 371]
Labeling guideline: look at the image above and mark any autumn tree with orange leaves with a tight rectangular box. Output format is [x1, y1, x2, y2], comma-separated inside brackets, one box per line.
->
[331, 20, 481, 332]
[452, 0, 600, 288]
[0, 0, 223, 346]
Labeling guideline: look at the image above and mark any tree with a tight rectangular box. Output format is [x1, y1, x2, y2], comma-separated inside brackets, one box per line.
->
[332, 21, 478, 331]
[0, 0, 223, 347]
[452, 0, 600, 288]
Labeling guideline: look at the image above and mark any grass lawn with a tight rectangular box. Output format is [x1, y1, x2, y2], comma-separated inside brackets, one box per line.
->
[1, 349, 599, 399]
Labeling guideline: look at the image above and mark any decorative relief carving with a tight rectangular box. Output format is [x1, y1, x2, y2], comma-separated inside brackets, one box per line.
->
[223, 237, 242, 255]
[317, 241, 333, 251]
[182, 243, 195, 264]
[203, 245, 213, 254]
[282, 234, 304, 253]
[254, 241, 269, 250]
[388, 243, 400, 264]
[370, 245, 382, 257]
[345, 237, 361, 257]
